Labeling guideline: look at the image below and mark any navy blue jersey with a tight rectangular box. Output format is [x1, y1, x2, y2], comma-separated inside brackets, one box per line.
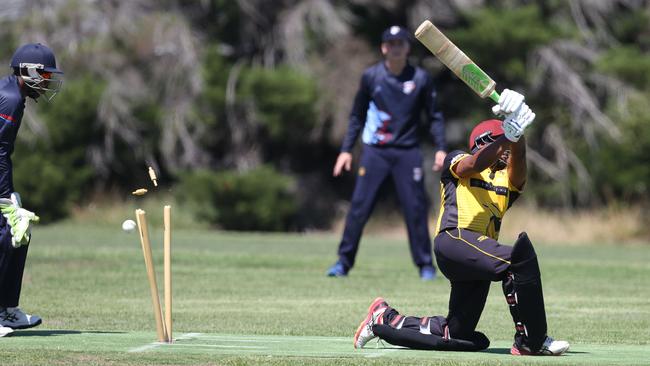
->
[340, 62, 445, 152]
[0, 75, 25, 198]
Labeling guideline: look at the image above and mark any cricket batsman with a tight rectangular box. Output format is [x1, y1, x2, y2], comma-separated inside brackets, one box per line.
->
[0, 43, 63, 337]
[352, 90, 570, 355]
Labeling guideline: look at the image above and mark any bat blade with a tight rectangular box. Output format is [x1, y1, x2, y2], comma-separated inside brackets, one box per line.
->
[415, 20, 499, 102]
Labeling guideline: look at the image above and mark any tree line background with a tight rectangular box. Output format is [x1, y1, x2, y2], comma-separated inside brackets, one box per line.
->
[1, 0, 648, 231]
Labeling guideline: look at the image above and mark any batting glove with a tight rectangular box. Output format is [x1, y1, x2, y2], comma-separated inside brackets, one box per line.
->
[502, 103, 536, 142]
[492, 89, 525, 116]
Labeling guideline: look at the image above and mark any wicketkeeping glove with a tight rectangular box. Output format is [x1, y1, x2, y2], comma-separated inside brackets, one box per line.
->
[502, 103, 536, 142]
[492, 89, 526, 116]
[0, 193, 39, 248]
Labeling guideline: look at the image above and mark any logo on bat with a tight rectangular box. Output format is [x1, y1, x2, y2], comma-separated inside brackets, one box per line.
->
[461, 64, 491, 94]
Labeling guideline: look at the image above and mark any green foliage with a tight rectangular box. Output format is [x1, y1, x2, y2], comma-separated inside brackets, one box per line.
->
[5, 1, 649, 222]
[200, 47, 229, 123]
[13, 75, 103, 221]
[450, 5, 560, 83]
[608, 10, 650, 46]
[239, 66, 317, 144]
[12, 153, 79, 221]
[593, 93, 650, 201]
[177, 166, 298, 231]
[184, 47, 231, 159]
[596, 46, 650, 90]
[0, 33, 16, 64]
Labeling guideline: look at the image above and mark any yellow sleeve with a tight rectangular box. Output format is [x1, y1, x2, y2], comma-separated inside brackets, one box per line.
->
[448, 153, 470, 179]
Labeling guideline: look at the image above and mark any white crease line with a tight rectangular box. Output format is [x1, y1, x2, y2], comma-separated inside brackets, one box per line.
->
[128, 333, 202, 353]
[169, 344, 268, 349]
[193, 335, 350, 342]
[185, 338, 282, 343]
[174, 332, 203, 341]
[365, 349, 398, 358]
[128, 342, 165, 353]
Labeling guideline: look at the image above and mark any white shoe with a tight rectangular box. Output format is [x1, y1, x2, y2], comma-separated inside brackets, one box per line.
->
[353, 297, 389, 349]
[0, 326, 14, 337]
[511, 336, 570, 356]
[0, 307, 42, 329]
[539, 337, 570, 355]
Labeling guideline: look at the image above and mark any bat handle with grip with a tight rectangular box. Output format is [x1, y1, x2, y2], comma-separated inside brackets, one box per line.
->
[489, 90, 500, 103]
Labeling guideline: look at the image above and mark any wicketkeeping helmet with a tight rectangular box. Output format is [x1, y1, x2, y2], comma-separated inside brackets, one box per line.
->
[468, 119, 504, 153]
[10, 43, 63, 101]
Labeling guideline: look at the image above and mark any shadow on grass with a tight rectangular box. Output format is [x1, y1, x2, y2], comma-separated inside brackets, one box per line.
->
[13, 330, 126, 337]
[379, 347, 514, 355]
[482, 348, 511, 354]
[483, 347, 589, 355]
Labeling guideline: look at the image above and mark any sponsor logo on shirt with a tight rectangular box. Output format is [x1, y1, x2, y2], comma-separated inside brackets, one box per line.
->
[413, 167, 422, 182]
[450, 153, 469, 167]
[470, 178, 508, 196]
[403, 80, 416, 94]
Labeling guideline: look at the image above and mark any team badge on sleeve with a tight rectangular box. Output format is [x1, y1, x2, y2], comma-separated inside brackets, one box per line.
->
[450, 153, 469, 166]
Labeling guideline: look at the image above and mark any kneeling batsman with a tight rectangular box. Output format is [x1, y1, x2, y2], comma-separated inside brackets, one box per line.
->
[353, 90, 570, 356]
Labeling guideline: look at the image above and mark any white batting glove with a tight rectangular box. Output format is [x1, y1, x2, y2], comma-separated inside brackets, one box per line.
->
[502, 103, 536, 142]
[492, 89, 526, 116]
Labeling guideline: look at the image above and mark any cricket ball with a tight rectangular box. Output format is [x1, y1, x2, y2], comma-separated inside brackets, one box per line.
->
[122, 219, 137, 233]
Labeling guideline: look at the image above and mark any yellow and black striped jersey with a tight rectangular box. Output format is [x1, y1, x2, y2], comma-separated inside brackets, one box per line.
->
[435, 150, 521, 240]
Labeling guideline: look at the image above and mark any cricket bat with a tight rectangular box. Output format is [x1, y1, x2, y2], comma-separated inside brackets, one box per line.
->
[415, 20, 500, 103]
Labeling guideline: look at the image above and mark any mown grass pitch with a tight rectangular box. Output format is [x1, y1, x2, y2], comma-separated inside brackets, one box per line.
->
[1, 223, 648, 365]
[5, 331, 650, 365]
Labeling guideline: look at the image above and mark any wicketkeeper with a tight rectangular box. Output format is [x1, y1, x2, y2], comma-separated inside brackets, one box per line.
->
[353, 90, 570, 355]
[0, 43, 63, 337]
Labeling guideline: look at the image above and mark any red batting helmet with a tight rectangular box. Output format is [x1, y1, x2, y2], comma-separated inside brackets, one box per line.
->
[468, 119, 504, 153]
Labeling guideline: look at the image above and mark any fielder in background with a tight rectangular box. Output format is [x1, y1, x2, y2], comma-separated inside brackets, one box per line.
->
[0, 43, 63, 337]
[353, 90, 570, 356]
[327, 25, 447, 280]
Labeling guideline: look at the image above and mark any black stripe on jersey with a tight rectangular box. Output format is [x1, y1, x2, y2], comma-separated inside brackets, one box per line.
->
[508, 190, 520, 209]
[441, 177, 460, 230]
[469, 178, 508, 196]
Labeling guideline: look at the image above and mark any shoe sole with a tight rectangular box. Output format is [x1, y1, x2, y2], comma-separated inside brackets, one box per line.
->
[353, 297, 386, 349]
[7, 318, 42, 330]
[0, 330, 13, 337]
[510, 344, 569, 356]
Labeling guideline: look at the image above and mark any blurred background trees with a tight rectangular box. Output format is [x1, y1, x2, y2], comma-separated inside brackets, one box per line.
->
[1, 0, 648, 230]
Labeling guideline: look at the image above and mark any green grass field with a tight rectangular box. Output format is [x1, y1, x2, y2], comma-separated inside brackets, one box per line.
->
[2, 223, 649, 365]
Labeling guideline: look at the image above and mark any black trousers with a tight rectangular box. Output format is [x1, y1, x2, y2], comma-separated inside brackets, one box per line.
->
[374, 228, 548, 351]
[0, 214, 28, 308]
[337, 145, 433, 270]
[434, 228, 512, 339]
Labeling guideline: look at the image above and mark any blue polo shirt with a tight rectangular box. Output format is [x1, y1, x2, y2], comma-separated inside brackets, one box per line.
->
[0, 75, 25, 198]
[341, 62, 446, 152]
